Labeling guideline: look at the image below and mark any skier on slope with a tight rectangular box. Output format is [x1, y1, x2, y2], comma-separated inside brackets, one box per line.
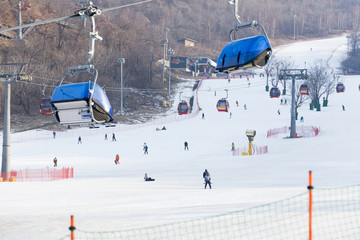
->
[203, 169, 212, 189]
[143, 143, 148, 154]
[114, 154, 120, 165]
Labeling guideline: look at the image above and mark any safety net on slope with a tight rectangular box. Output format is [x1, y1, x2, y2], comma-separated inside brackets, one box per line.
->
[59, 185, 360, 240]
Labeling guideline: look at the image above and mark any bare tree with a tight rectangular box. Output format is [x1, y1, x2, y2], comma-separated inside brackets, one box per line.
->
[306, 60, 333, 107]
[270, 58, 294, 92]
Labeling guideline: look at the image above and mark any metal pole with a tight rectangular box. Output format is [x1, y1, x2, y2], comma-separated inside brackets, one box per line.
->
[290, 75, 296, 138]
[168, 55, 171, 97]
[18, 0, 22, 40]
[120, 61, 123, 114]
[162, 28, 169, 83]
[2, 79, 11, 181]
[117, 58, 125, 115]
[293, 14, 296, 41]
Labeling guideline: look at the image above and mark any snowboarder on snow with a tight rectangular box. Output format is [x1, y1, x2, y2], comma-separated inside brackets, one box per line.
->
[203, 169, 212, 189]
[144, 173, 155, 181]
[342, 105, 345, 111]
[78, 136, 82, 144]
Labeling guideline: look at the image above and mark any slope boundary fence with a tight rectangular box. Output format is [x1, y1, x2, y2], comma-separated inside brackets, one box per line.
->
[1, 167, 74, 181]
[59, 172, 360, 240]
[232, 145, 269, 156]
[267, 125, 320, 138]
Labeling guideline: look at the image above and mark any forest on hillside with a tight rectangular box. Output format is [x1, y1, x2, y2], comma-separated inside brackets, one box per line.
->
[0, 0, 359, 118]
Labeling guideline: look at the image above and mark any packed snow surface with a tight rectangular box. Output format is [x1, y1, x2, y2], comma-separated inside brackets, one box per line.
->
[1, 35, 359, 239]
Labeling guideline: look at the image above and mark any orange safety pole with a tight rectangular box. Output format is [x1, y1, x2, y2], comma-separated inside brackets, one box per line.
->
[69, 215, 76, 240]
[308, 171, 313, 240]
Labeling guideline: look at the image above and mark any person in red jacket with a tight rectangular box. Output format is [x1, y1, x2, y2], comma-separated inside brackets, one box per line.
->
[114, 154, 120, 165]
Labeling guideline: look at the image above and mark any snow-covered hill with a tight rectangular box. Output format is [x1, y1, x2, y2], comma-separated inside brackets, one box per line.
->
[1, 35, 359, 240]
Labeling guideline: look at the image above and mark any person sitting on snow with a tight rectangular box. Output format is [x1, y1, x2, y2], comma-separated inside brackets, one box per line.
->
[144, 173, 155, 181]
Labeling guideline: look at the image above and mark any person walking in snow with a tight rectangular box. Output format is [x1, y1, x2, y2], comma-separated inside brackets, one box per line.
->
[53, 157, 57, 167]
[244, 104, 247, 110]
[231, 142, 235, 151]
[184, 141, 189, 150]
[202, 113, 205, 119]
[143, 143, 148, 154]
[203, 169, 211, 189]
[53, 131, 56, 139]
[114, 154, 120, 165]
[112, 133, 116, 141]
[342, 105, 345, 111]
[236, 101, 239, 107]
[105, 133, 108, 140]
[78, 136, 82, 144]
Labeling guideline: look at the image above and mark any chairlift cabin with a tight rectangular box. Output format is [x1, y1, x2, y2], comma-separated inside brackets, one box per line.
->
[299, 84, 309, 95]
[269, 87, 280, 98]
[216, 35, 272, 74]
[336, 83, 345, 93]
[177, 101, 191, 115]
[40, 98, 52, 114]
[50, 66, 114, 126]
[217, 99, 229, 112]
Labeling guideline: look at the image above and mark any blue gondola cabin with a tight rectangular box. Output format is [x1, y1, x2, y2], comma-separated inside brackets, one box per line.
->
[50, 82, 113, 125]
[216, 35, 272, 74]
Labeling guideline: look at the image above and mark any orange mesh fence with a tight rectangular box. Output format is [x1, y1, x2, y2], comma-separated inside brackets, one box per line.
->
[1, 167, 74, 181]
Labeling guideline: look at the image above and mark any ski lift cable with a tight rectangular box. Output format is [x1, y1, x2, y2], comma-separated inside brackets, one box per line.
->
[0, 0, 153, 34]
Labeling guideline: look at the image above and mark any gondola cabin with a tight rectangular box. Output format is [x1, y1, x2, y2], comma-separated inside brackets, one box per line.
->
[216, 35, 272, 74]
[177, 101, 191, 115]
[40, 98, 52, 114]
[336, 83, 345, 93]
[270, 87, 280, 98]
[50, 82, 113, 125]
[216, 99, 229, 112]
[299, 84, 309, 95]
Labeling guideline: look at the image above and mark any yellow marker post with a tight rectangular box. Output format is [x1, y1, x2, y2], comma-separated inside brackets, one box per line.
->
[245, 130, 256, 156]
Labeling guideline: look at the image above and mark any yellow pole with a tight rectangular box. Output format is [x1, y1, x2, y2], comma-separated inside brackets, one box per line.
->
[248, 142, 252, 155]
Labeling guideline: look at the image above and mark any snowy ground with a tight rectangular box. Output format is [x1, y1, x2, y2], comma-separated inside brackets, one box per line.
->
[1, 35, 360, 240]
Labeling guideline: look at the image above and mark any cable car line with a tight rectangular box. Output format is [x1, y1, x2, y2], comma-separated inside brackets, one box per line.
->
[215, 0, 272, 74]
[0, 0, 152, 126]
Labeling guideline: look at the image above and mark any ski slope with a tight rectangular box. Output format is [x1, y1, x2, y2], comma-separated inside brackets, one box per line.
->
[1, 35, 359, 239]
